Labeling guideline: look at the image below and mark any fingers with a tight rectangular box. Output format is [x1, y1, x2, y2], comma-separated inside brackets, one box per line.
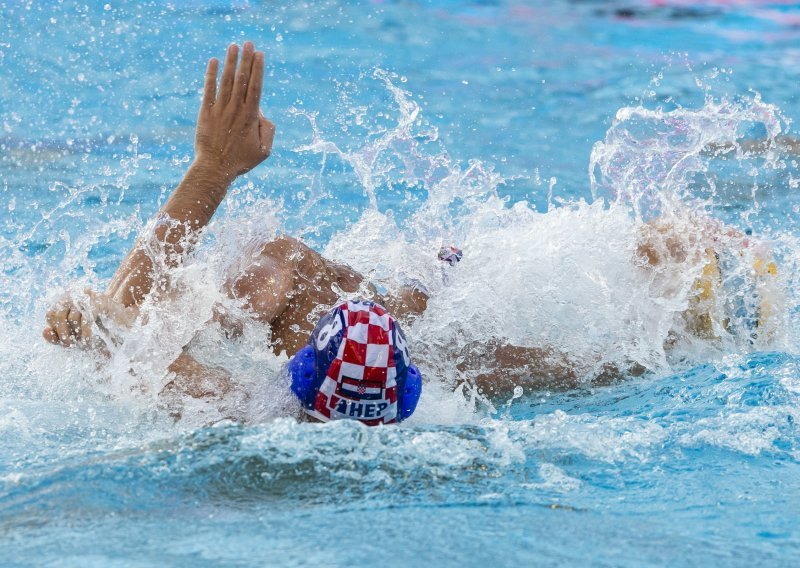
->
[216, 43, 239, 105]
[44, 295, 96, 347]
[80, 317, 92, 341]
[67, 308, 82, 338]
[42, 327, 58, 344]
[246, 51, 264, 112]
[53, 308, 73, 346]
[201, 57, 219, 111]
[46, 307, 74, 346]
[232, 41, 255, 103]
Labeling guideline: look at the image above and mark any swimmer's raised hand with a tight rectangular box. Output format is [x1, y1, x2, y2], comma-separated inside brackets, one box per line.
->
[90, 42, 276, 311]
[194, 42, 275, 179]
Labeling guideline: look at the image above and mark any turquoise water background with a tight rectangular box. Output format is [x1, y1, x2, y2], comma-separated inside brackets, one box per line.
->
[4, 1, 800, 566]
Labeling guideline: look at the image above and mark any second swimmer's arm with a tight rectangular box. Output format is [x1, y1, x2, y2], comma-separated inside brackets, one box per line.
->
[106, 42, 275, 308]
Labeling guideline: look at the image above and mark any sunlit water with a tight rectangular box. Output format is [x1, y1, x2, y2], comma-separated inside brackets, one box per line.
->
[3, 1, 800, 565]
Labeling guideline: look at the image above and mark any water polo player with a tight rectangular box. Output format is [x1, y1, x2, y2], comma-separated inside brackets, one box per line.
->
[42, 41, 782, 420]
[42, 41, 431, 424]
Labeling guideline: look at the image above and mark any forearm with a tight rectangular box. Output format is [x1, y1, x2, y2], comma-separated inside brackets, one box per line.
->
[44, 42, 274, 346]
[106, 161, 233, 306]
[106, 42, 272, 308]
[163, 350, 232, 399]
[458, 340, 579, 395]
[160, 161, 234, 234]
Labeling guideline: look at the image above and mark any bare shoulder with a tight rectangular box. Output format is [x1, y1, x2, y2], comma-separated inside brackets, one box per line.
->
[256, 235, 307, 266]
[225, 235, 367, 327]
[224, 237, 300, 324]
[234, 235, 313, 287]
[257, 235, 345, 278]
[265, 236, 368, 295]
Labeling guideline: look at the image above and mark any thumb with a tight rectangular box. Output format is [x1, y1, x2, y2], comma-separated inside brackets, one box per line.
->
[258, 112, 275, 157]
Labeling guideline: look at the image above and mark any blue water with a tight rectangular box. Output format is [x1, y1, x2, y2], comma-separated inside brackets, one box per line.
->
[4, 0, 800, 566]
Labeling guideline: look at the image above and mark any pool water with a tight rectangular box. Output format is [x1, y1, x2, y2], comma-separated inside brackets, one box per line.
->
[3, 0, 800, 565]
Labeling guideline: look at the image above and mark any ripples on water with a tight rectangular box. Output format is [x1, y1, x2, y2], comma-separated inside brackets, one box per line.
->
[3, 0, 800, 565]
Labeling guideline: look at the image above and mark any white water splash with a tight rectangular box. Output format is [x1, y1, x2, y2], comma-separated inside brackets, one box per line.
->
[589, 93, 788, 219]
[2, 71, 800, 435]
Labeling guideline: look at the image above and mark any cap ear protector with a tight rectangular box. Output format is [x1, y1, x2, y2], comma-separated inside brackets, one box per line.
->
[288, 346, 423, 423]
[397, 363, 422, 421]
[288, 344, 317, 405]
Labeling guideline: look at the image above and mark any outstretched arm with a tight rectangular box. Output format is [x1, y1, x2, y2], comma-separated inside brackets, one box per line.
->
[44, 41, 275, 345]
[458, 341, 646, 397]
[107, 41, 275, 307]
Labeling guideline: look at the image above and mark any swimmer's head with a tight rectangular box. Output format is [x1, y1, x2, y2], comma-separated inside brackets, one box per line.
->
[287, 300, 422, 425]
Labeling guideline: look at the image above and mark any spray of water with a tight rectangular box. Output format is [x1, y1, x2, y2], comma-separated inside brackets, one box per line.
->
[2, 69, 799, 437]
[589, 92, 788, 218]
[314, 74, 799, 408]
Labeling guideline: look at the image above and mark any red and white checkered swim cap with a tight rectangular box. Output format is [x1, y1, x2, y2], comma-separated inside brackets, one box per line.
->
[305, 300, 412, 425]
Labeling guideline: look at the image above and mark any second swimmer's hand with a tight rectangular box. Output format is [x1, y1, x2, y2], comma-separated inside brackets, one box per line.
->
[194, 41, 276, 179]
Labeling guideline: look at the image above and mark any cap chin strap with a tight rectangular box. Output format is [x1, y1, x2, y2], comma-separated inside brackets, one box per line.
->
[288, 344, 422, 423]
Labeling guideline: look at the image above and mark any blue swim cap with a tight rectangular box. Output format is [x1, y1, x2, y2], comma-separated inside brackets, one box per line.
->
[287, 300, 422, 425]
